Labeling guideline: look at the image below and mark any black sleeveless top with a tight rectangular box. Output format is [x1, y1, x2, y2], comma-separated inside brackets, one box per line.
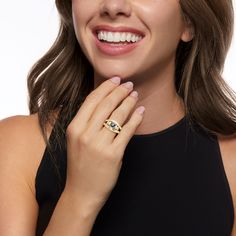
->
[35, 115, 234, 236]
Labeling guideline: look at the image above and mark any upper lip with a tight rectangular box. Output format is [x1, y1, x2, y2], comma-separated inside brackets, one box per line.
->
[92, 25, 145, 37]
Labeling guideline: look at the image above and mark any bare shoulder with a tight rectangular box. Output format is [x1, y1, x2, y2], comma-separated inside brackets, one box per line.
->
[0, 113, 42, 138]
[0, 113, 43, 138]
[0, 114, 54, 234]
[0, 114, 50, 196]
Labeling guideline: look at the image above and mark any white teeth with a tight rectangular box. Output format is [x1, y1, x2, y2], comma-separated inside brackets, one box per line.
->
[97, 31, 143, 43]
[114, 32, 120, 42]
[107, 32, 113, 42]
[131, 34, 136, 42]
[121, 33, 126, 42]
[127, 33, 132, 42]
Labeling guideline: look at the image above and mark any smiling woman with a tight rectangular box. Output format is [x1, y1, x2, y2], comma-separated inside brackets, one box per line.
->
[0, 0, 236, 236]
[94, 28, 144, 56]
[71, 0, 193, 83]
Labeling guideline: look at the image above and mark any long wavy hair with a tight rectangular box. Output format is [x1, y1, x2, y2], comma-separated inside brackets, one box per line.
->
[27, 0, 235, 151]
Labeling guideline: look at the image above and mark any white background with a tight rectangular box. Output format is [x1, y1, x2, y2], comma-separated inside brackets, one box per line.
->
[0, 0, 235, 119]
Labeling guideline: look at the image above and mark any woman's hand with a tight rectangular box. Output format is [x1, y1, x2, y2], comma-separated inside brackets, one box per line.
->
[65, 77, 145, 211]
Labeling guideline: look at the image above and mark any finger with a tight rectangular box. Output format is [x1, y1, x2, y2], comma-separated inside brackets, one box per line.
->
[100, 90, 139, 143]
[113, 106, 145, 151]
[86, 81, 134, 134]
[69, 77, 121, 130]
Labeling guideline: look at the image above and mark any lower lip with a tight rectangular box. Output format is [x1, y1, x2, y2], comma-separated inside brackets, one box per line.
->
[94, 34, 143, 56]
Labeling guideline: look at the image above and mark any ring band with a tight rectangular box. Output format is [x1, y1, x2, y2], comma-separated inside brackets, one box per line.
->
[103, 119, 122, 134]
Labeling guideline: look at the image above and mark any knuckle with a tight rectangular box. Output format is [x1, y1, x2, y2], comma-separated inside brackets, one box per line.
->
[86, 91, 98, 103]
[66, 123, 83, 142]
[98, 86, 131, 111]
[107, 94, 117, 104]
[66, 123, 75, 138]
[112, 106, 127, 120]
[78, 133, 90, 146]
[101, 96, 117, 110]
[112, 98, 135, 119]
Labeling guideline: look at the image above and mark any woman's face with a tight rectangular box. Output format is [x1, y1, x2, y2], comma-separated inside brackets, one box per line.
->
[72, 0, 191, 81]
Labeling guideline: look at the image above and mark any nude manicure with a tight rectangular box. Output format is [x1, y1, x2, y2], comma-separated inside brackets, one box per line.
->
[130, 91, 138, 97]
[123, 81, 134, 89]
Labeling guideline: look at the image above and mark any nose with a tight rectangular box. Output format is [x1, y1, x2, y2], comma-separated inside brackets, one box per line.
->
[100, 0, 132, 19]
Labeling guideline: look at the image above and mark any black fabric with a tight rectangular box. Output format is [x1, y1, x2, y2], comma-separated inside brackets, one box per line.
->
[35, 115, 234, 236]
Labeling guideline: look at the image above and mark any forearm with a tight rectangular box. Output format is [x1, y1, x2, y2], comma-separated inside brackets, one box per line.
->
[43, 189, 101, 236]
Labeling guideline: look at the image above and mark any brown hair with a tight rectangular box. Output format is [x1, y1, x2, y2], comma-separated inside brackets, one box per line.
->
[27, 0, 236, 150]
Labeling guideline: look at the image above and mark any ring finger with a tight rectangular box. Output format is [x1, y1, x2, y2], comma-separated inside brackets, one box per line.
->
[101, 90, 139, 142]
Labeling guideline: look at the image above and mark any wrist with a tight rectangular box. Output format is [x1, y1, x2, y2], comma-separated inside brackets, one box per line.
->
[61, 186, 103, 218]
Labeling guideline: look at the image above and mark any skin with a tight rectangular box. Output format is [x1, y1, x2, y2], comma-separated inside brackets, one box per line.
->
[72, 0, 193, 135]
[0, 0, 236, 235]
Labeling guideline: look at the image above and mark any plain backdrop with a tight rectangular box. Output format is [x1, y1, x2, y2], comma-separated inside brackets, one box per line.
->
[0, 0, 236, 119]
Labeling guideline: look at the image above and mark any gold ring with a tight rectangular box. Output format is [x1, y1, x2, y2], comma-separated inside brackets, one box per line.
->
[103, 119, 122, 134]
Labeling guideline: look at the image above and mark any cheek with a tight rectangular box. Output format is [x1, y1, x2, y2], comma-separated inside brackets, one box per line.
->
[72, 1, 96, 42]
[140, 0, 183, 40]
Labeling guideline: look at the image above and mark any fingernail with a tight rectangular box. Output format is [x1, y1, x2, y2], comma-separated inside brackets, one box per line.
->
[123, 81, 133, 89]
[110, 77, 121, 84]
[136, 106, 145, 115]
[130, 91, 138, 98]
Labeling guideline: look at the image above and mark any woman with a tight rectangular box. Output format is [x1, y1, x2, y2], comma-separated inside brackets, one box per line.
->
[0, 0, 236, 235]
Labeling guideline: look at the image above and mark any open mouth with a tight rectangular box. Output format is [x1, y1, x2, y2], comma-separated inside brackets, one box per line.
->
[92, 27, 145, 56]
[96, 30, 144, 46]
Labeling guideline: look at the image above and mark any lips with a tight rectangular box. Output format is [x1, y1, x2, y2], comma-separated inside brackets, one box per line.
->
[92, 25, 145, 56]
[92, 25, 146, 37]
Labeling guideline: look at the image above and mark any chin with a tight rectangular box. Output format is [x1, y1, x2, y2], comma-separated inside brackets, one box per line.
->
[96, 70, 135, 82]
[94, 63, 139, 80]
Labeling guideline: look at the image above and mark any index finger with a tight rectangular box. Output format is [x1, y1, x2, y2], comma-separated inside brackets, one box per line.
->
[72, 77, 121, 125]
